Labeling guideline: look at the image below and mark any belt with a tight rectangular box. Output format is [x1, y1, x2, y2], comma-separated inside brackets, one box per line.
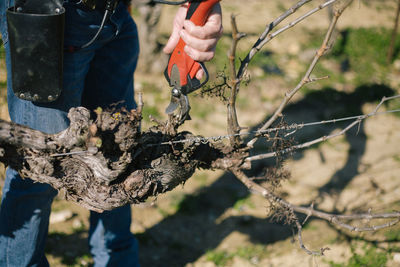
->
[69, 0, 131, 12]
[80, 0, 118, 12]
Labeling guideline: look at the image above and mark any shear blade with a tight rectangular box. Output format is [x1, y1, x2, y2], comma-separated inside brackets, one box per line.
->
[165, 95, 180, 114]
[165, 64, 182, 115]
[178, 94, 191, 121]
[165, 64, 191, 123]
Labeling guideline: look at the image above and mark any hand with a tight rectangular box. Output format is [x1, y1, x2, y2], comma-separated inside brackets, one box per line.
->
[163, 3, 223, 79]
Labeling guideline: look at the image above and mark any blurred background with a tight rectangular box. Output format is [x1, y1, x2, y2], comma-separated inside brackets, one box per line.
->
[1, 0, 400, 266]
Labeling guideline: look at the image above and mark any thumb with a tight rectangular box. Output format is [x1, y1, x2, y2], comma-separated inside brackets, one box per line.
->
[163, 27, 181, 54]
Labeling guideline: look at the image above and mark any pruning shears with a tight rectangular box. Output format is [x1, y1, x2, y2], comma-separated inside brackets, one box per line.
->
[164, 0, 220, 123]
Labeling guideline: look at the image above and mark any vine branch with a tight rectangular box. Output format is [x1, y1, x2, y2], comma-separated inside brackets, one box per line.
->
[246, 95, 400, 161]
[247, 0, 349, 148]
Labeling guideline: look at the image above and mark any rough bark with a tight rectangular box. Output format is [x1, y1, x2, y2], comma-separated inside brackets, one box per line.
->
[0, 107, 247, 212]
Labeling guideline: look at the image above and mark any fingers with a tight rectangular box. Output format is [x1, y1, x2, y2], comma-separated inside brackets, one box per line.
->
[163, 27, 180, 55]
[163, 3, 223, 62]
[195, 69, 204, 80]
[181, 4, 223, 62]
[163, 6, 187, 54]
[183, 4, 223, 40]
[184, 44, 216, 62]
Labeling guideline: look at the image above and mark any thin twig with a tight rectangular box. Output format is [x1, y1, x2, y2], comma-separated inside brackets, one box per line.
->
[246, 94, 400, 162]
[247, 1, 349, 148]
[387, 0, 400, 63]
[247, 119, 359, 161]
[227, 14, 246, 147]
[231, 169, 400, 255]
[236, 0, 339, 81]
[142, 105, 400, 148]
[228, 14, 246, 80]
[231, 169, 324, 255]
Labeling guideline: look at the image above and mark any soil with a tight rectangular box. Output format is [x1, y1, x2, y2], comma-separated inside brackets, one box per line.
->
[1, 0, 400, 266]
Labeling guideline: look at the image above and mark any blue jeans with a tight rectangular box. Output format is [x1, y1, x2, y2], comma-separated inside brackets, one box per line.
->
[0, 1, 140, 266]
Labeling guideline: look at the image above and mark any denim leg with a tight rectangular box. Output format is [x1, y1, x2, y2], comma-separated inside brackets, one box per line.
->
[83, 5, 140, 267]
[0, 27, 69, 266]
[0, 168, 57, 267]
[82, 3, 139, 110]
[0, 1, 140, 266]
[89, 207, 139, 267]
[0, 2, 93, 265]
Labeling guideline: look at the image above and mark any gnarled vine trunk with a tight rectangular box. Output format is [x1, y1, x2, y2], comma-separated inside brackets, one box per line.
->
[0, 107, 247, 212]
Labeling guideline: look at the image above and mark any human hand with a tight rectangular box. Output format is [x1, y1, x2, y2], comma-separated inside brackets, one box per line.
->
[163, 2, 223, 79]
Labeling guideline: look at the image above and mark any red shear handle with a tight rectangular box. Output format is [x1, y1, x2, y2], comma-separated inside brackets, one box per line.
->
[167, 0, 220, 90]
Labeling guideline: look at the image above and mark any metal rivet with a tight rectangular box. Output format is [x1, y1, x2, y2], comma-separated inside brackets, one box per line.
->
[19, 93, 25, 98]
[16, 7, 22, 12]
[172, 88, 180, 97]
[33, 94, 39, 101]
[48, 95, 54, 101]
[55, 8, 60, 13]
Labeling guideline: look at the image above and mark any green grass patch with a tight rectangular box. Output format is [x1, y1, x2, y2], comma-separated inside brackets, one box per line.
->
[304, 27, 400, 86]
[168, 193, 188, 212]
[329, 245, 388, 267]
[70, 254, 93, 267]
[46, 230, 91, 266]
[385, 228, 400, 241]
[130, 6, 140, 17]
[211, 34, 282, 80]
[248, 51, 282, 77]
[169, 193, 200, 215]
[205, 245, 267, 266]
[211, 36, 231, 72]
[333, 28, 393, 85]
[234, 245, 267, 261]
[233, 196, 255, 211]
[193, 172, 209, 187]
[388, 99, 400, 118]
[140, 81, 164, 123]
[205, 250, 233, 266]
[189, 97, 215, 119]
[302, 84, 395, 118]
[302, 222, 318, 231]
[157, 207, 170, 218]
[276, 2, 288, 13]
[142, 105, 161, 122]
[310, 62, 346, 88]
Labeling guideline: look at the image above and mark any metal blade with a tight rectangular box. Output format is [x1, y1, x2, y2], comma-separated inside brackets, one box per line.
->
[165, 94, 180, 114]
[178, 94, 191, 121]
[170, 64, 181, 88]
[164, 64, 192, 124]
[165, 64, 182, 114]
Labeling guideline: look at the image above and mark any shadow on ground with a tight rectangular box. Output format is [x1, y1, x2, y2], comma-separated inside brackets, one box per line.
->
[137, 169, 292, 266]
[283, 83, 395, 207]
[46, 230, 90, 265]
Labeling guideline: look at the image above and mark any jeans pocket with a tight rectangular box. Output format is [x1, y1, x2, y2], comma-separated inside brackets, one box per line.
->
[63, 2, 111, 47]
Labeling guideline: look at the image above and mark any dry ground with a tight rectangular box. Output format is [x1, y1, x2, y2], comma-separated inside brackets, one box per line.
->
[1, 0, 400, 266]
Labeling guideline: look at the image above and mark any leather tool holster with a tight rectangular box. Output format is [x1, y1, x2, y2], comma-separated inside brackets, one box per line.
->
[6, 0, 65, 102]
